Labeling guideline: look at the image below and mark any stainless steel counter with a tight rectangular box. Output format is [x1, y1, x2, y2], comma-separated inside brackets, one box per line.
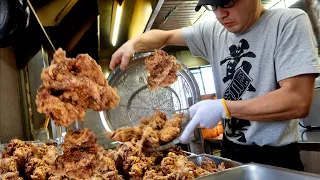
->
[195, 163, 320, 180]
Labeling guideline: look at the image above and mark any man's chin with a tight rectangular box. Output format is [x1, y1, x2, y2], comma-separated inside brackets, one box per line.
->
[225, 26, 241, 34]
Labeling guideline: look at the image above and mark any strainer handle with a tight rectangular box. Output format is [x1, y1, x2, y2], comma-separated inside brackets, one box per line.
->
[132, 52, 154, 61]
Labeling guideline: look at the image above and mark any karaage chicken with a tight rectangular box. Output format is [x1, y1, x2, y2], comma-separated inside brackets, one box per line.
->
[0, 128, 227, 180]
[145, 49, 182, 91]
[36, 48, 120, 126]
[105, 110, 183, 149]
[0, 139, 60, 180]
[51, 128, 123, 180]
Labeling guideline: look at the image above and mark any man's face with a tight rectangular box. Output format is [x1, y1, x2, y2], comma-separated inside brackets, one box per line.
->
[213, 0, 262, 33]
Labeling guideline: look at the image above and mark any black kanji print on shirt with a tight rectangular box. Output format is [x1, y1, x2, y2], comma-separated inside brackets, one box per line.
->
[221, 39, 256, 143]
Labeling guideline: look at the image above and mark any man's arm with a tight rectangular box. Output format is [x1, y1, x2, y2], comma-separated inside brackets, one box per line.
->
[133, 29, 186, 51]
[226, 74, 316, 121]
[110, 29, 185, 70]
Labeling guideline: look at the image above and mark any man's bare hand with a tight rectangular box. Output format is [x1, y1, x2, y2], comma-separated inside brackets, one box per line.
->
[110, 40, 135, 70]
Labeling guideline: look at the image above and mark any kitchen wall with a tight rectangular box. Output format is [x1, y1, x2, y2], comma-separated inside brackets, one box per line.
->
[0, 48, 24, 143]
[169, 50, 209, 68]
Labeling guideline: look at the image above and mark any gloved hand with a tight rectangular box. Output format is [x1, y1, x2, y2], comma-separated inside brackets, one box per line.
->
[179, 99, 231, 144]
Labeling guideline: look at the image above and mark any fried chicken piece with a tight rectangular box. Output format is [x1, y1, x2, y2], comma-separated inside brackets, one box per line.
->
[164, 146, 189, 157]
[159, 127, 180, 142]
[159, 152, 212, 179]
[25, 157, 51, 180]
[200, 157, 219, 173]
[41, 145, 60, 165]
[105, 126, 143, 143]
[106, 110, 184, 149]
[0, 139, 60, 180]
[158, 113, 183, 142]
[94, 156, 123, 180]
[141, 126, 160, 148]
[52, 129, 123, 180]
[36, 48, 120, 126]
[53, 148, 96, 179]
[0, 157, 18, 174]
[61, 128, 98, 151]
[141, 110, 166, 130]
[145, 49, 182, 90]
[0, 172, 23, 180]
[164, 113, 183, 128]
[1, 139, 36, 167]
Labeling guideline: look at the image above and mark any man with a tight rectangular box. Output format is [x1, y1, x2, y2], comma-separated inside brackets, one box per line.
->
[110, 0, 320, 171]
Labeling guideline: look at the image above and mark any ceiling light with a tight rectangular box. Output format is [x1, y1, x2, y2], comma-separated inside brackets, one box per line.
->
[111, 2, 123, 46]
[105, 72, 109, 79]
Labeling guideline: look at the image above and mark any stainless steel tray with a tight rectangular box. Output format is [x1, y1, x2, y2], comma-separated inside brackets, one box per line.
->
[195, 163, 320, 180]
[187, 154, 242, 169]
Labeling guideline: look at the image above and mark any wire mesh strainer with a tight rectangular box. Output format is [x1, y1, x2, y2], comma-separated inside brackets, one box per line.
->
[100, 52, 200, 131]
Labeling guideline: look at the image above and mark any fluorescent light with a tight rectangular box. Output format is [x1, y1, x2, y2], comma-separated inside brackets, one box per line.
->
[112, 4, 123, 46]
[105, 72, 109, 79]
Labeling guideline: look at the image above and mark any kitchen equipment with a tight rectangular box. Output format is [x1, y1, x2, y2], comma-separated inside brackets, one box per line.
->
[0, 0, 30, 48]
[187, 154, 242, 169]
[195, 163, 320, 180]
[100, 52, 200, 133]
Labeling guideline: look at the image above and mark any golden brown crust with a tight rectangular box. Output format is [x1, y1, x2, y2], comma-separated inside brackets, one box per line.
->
[36, 48, 120, 126]
[145, 49, 182, 91]
[0, 129, 225, 179]
[0, 139, 60, 180]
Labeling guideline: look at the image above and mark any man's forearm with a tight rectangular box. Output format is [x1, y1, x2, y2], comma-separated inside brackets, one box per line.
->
[132, 29, 186, 52]
[226, 75, 315, 121]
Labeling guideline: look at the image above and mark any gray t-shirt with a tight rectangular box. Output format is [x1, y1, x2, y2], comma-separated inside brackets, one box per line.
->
[182, 8, 320, 146]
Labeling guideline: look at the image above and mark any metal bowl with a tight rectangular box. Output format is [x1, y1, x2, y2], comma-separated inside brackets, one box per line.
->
[100, 52, 200, 131]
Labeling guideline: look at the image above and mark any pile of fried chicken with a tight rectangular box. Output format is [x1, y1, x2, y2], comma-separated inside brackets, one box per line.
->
[36, 48, 120, 126]
[0, 128, 225, 180]
[104, 110, 226, 179]
[145, 49, 182, 91]
[105, 110, 183, 149]
[0, 139, 60, 179]
[0, 129, 122, 180]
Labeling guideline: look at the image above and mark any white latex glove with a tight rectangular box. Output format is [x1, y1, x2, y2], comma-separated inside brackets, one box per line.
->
[179, 99, 231, 144]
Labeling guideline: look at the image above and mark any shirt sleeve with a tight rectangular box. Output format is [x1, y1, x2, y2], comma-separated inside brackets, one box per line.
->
[181, 21, 214, 60]
[275, 10, 320, 82]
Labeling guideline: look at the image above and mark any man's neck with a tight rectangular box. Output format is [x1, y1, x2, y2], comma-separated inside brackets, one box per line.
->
[243, 5, 265, 33]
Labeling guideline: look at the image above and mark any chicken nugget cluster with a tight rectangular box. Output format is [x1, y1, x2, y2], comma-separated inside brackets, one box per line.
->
[145, 49, 182, 91]
[36, 48, 120, 126]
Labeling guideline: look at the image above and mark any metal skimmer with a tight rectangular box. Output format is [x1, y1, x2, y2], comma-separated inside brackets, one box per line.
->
[100, 52, 200, 148]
